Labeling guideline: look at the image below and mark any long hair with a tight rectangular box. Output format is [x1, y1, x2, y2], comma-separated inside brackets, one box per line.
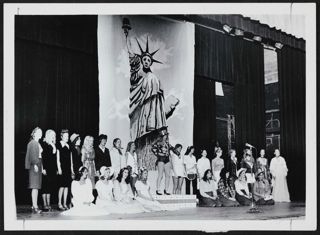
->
[202, 169, 212, 182]
[82, 136, 94, 153]
[75, 166, 88, 181]
[113, 138, 122, 155]
[125, 141, 135, 153]
[116, 167, 130, 184]
[29, 127, 42, 142]
[138, 168, 148, 181]
[219, 167, 229, 186]
[71, 135, 80, 147]
[43, 129, 56, 145]
[184, 146, 195, 155]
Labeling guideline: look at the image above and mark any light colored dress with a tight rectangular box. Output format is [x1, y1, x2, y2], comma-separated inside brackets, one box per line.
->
[126, 152, 139, 176]
[135, 180, 173, 211]
[82, 148, 96, 188]
[95, 179, 120, 213]
[270, 156, 290, 202]
[211, 157, 224, 187]
[197, 157, 211, 179]
[110, 147, 126, 177]
[62, 179, 107, 216]
[171, 151, 186, 177]
[113, 180, 148, 213]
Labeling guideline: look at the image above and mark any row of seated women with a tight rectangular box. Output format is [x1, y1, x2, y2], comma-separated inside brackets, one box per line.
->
[198, 167, 275, 207]
[63, 166, 174, 216]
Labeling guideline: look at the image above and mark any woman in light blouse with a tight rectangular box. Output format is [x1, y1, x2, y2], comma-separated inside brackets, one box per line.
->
[198, 169, 220, 207]
[234, 168, 252, 206]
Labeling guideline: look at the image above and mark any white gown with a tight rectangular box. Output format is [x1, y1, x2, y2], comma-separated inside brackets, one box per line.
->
[113, 180, 149, 214]
[135, 180, 177, 211]
[270, 156, 290, 202]
[62, 179, 108, 216]
[95, 179, 122, 214]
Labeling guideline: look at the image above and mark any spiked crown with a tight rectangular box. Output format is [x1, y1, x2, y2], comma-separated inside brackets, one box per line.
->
[135, 36, 162, 64]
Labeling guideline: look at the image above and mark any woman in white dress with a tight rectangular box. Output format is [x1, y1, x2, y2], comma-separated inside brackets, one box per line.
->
[135, 168, 175, 211]
[113, 167, 148, 213]
[62, 166, 107, 216]
[197, 150, 211, 179]
[110, 138, 126, 178]
[211, 147, 224, 189]
[125, 141, 139, 195]
[95, 166, 119, 213]
[171, 144, 185, 194]
[270, 149, 290, 202]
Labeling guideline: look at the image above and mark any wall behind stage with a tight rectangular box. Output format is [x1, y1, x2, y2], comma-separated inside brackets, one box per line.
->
[98, 15, 194, 152]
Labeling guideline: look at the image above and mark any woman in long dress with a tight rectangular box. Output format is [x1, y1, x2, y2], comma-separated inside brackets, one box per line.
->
[41, 129, 57, 211]
[81, 136, 96, 188]
[269, 149, 290, 202]
[62, 166, 107, 216]
[110, 138, 126, 178]
[171, 144, 185, 194]
[113, 167, 149, 213]
[25, 127, 43, 213]
[211, 147, 224, 189]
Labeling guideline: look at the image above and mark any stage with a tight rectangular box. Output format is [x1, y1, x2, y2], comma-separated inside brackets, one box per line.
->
[16, 202, 305, 221]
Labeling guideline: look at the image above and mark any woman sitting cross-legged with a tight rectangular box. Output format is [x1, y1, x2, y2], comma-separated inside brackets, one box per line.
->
[62, 166, 107, 216]
[135, 168, 177, 212]
[198, 169, 221, 207]
[95, 166, 121, 213]
[113, 167, 149, 213]
[234, 168, 252, 206]
[253, 168, 275, 205]
[217, 168, 239, 207]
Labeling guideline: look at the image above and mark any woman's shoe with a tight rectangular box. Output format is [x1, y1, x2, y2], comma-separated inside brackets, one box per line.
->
[31, 206, 42, 214]
[58, 204, 65, 211]
[164, 190, 171, 195]
[63, 204, 69, 210]
[47, 205, 52, 211]
[156, 190, 162, 195]
[42, 206, 49, 212]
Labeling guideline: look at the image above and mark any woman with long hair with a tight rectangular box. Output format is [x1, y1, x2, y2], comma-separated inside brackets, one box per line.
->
[211, 147, 224, 188]
[25, 127, 43, 213]
[41, 129, 57, 211]
[81, 136, 96, 188]
[113, 167, 148, 213]
[183, 146, 197, 195]
[217, 168, 239, 207]
[234, 168, 252, 206]
[151, 129, 172, 195]
[171, 144, 185, 194]
[62, 166, 107, 216]
[125, 141, 139, 195]
[56, 129, 73, 211]
[110, 138, 126, 178]
[198, 169, 220, 207]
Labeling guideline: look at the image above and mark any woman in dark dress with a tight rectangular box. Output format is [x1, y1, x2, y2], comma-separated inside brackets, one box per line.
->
[25, 127, 43, 214]
[41, 129, 57, 211]
[57, 129, 73, 210]
[70, 133, 82, 177]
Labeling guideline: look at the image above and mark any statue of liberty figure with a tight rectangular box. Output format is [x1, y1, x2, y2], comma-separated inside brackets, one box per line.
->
[123, 18, 179, 170]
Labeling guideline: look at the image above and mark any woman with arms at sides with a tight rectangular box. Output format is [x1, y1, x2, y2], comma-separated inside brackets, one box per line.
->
[62, 166, 107, 216]
[183, 146, 197, 195]
[25, 127, 43, 213]
[198, 169, 221, 207]
[211, 147, 224, 188]
[135, 168, 176, 211]
[234, 168, 252, 206]
[253, 168, 275, 205]
[70, 133, 82, 178]
[41, 129, 57, 212]
[81, 136, 96, 189]
[226, 149, 238, 185]
[217, 168, 239, 207]
[256, 149, 270, 182]
[113, 167, 149, 213]
[56, 129, 74, 211]
[110, 138, 126, 178]
[125, 141, 139, 196]
[171, 144, 185, 194]
[269, 149, 290, 202]
[197, 149, 211, 179]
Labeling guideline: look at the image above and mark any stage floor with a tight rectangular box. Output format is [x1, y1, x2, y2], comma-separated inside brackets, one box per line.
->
[16, 202, 305, 221]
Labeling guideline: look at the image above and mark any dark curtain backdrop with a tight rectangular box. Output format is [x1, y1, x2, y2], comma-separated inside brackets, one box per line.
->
[278, 46, 306, 201]
[195, 25, 265, 159]
[193, 77, 216, 159]
[15, 16, 99, 204]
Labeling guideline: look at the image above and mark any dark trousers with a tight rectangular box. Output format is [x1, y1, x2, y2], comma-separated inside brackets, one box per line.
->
[255, 198, 275, 205]
[235, 193, 252, 206]
[185, 177, 197, 195]
[219, 196, 240, 207]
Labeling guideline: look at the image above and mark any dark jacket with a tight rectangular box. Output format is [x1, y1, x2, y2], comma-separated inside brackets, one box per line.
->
[95, 146, 111, 170]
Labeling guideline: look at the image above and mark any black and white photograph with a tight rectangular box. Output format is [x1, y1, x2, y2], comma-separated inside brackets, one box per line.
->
[3, 2, 316, 231]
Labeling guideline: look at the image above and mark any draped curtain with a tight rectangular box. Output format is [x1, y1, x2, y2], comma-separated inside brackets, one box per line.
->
[15, 16, 99, 204]
[194, 25, 266, 158]
[278, 46, 306, 201]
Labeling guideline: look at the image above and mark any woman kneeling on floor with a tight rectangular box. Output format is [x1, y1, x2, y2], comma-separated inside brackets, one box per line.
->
[217, 168, 239, 207]
[234, 168, 253, 206]
[253, 168, 275, 205]
[198, 169, 221, 207]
